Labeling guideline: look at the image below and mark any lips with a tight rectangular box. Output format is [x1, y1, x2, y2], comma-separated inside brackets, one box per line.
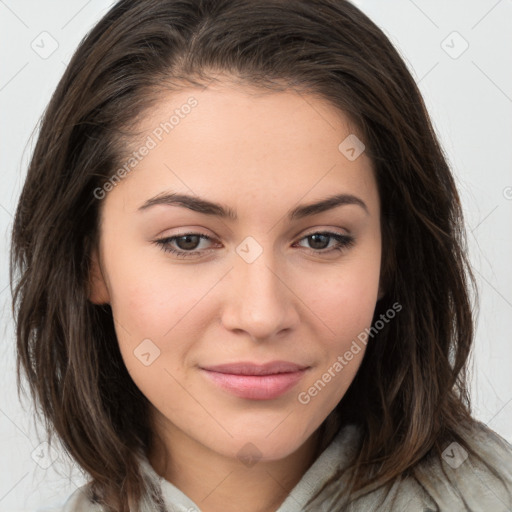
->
[201, 360, 309, 376]
[200, 360, 310, 400]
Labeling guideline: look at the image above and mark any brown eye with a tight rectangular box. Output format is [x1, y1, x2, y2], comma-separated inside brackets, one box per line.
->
[174, 234, 202, 251]
[295, 232, 355, 254]
[307, 233, 331, 250]
[154, 232, 215, 258]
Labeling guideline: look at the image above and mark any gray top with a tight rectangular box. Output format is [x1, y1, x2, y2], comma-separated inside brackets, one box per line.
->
[55, 422, 512, 511]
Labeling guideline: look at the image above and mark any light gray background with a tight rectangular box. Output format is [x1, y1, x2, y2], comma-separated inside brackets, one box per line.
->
[1, 1, 511, 510]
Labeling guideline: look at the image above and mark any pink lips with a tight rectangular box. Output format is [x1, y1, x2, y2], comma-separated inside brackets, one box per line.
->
[200, 361, 309, 400]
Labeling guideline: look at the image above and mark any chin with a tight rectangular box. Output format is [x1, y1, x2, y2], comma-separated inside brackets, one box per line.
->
[222, 426, 312, 461]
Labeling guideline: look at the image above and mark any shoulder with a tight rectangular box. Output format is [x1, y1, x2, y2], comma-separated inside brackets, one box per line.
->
[57, 484, 103, 512]
[395, 421, 512, 511]
[323, 421, 512, 511]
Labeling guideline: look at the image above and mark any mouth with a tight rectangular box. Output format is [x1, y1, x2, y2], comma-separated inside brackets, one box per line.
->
[200, 361, 310, 400]
[201, 360, 309, 375]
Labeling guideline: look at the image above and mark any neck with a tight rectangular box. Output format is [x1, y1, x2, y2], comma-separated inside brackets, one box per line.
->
[148, 417, 326, 512]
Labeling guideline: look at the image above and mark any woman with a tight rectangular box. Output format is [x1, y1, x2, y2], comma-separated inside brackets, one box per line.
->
[11, 0, 512, 511]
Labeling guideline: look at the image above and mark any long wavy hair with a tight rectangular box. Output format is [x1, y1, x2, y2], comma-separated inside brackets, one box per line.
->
[10, 0, 503, 510]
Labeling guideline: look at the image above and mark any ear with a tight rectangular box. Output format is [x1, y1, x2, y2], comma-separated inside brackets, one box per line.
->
[88, 245, 111, 305]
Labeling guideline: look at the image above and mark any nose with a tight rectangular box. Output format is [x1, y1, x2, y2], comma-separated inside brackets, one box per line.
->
[220, 247, 300, 342]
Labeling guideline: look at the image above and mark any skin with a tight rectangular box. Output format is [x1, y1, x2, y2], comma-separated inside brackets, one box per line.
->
[88, 79, 382, 512]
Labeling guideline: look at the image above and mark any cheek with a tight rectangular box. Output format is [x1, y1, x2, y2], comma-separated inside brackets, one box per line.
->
[107, 253, 216, 338]
[301, 252, 381, 339]
[308, 280, 377, 338]
[105, 254, 228, 393]
[293, 252, 380, 412]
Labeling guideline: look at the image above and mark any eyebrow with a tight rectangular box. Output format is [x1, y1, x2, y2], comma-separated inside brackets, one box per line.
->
[138, 191, 369, 221]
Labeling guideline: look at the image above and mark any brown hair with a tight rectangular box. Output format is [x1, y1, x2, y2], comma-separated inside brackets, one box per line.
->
[9, 0, 504, 510]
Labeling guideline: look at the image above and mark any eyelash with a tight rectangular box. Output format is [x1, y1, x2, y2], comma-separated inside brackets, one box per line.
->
[153, 231, 355, 259]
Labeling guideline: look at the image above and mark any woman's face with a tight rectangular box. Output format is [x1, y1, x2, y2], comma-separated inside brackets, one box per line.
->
[89, 81, 382, 463]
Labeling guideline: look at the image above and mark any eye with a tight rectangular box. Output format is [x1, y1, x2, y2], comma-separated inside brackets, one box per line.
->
[293, 232, 355, 254]
[154, 232, 215, 258]
[153, 231, 355, 259]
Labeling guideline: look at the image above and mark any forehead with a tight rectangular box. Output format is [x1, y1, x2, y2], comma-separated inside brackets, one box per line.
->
[134, 81, 364, 153]
[107, 82, 378, 218]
